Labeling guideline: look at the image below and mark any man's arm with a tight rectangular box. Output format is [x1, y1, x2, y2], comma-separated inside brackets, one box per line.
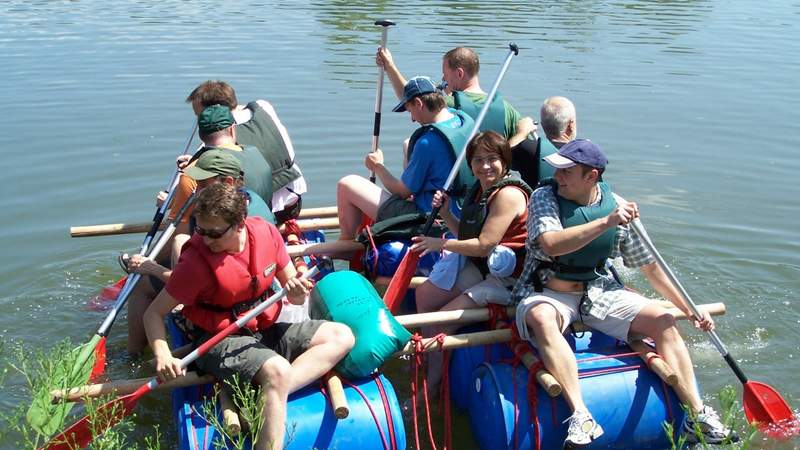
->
[508, 116, 535, 147]
[639, 258, 715, 331]
[144, 290, 184, 380]
[538, 201, 638, 257]
[365, 148, 413, 198]
[376, 47, 407, 100]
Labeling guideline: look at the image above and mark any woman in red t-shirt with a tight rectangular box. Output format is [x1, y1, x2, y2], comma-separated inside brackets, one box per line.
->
[143, 183, 354, 450]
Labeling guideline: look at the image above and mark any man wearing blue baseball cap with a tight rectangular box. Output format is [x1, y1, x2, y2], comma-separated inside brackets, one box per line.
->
[376, 46, 535, 147]
[336, 75, 475, 241]
[511, 139, 736, 447]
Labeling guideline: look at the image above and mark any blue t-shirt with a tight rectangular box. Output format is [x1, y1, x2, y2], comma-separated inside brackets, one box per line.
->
[401, 113, 464, 218]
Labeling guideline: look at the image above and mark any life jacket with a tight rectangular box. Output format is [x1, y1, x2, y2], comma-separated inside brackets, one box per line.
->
[457, 176, 532, 277]
[227, 145, 274, 206]
[181, 216, 283, 334]
[533, 181, 616, 286]
[537, 137, 558, 182]
[406, 109, 476, 202]
[236, 101, 302, 193]
[452, 91, 507, 138]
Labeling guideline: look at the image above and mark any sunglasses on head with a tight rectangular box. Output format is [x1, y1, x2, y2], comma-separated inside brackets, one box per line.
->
[195, 223, 233, 239]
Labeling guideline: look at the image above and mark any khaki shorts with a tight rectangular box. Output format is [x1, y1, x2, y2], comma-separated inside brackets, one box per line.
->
[515, 288, 648, 346]
[454, 259, 516, 306]
[193, 320, 325, 391]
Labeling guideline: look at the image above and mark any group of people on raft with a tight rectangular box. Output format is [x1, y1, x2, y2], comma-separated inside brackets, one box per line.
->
[118, 44, 736, 450]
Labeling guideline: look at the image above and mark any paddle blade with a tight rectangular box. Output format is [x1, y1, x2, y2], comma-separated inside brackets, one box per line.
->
[26, 336, 101, 436]
[86, 277, 127, 311]
[744, 380, 795, 426]
[39, 392, 139, 450]
[90, 337, 107, 381]
[383, 250, 420, 313]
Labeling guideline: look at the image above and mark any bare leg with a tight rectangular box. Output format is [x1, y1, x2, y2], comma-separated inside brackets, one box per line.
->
[253, 356, 291, 450]
[630, 304, 703, 412]
[425, 293, 481, 388]
[127, 279, 157, 355]
[526, 303, 587, 413]
[336, 175, 388, 240]
[288, 322, 354, 393]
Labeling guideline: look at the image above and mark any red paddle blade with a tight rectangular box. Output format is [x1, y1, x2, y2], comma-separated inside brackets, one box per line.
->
[744, 380, 795, 427]
[383, 250, 420, 313]
[86, 277, 127, 311]
[40, 391, 140, 450]
[90, 337, 107, 381]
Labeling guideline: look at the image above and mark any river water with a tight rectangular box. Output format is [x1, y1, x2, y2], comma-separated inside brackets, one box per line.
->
[1, 1, 798, 448]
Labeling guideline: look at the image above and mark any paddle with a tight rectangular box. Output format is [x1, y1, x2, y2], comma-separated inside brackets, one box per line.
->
[40, 266, 319, 450]
[383, 43, 520, 311]
[25, 193, 197, 437]
[369, 19, 395, 183]
[630, 219, 795, 428]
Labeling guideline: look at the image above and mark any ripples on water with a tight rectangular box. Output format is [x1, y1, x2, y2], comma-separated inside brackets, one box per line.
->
[1, 0, 799, 448]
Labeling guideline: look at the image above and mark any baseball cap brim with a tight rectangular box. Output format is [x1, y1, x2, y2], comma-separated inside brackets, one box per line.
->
[184, 165, 219, 181]
[543, 152, 577, 169]
[392, 98, 409, 113]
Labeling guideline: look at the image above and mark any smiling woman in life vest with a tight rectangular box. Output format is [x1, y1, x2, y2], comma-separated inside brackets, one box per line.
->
[143, 183, 354, 450]
[409, 131, 532, 390]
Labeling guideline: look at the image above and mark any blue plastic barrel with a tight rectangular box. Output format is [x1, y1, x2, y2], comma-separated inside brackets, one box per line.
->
[468, 331, 686, 449]
[167, 318, 406, 450]
[448, 324, 515, 410]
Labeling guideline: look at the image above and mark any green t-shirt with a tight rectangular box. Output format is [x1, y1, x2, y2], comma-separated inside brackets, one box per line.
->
[445, 91, 522, 139]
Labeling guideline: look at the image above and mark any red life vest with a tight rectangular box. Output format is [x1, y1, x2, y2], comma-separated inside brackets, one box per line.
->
[182, 216, 283, 334]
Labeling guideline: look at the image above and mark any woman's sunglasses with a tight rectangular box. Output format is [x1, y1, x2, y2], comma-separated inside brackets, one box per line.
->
[195, 223, 233, 239]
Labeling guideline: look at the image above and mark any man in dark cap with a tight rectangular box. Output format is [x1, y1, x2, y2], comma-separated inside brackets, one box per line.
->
[125, 149, 275, 355]
[186, 80, 307, 224]
[167, 105, 273, 227]
[511, 140, 736, 448]
[335, 76, 474, 241]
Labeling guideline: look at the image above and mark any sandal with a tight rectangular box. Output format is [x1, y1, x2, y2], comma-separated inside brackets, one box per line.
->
[118, 253, 131, 274]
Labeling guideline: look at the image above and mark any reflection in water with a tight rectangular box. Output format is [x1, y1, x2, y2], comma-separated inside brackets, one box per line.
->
[308, 0, 713, 84]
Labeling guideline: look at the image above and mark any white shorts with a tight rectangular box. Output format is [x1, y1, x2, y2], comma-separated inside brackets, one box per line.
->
[515, 288, 649, 345]
[453, 259, 516, 306]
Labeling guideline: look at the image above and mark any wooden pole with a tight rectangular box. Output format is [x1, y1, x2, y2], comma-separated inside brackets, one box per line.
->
[71, 216, 340, 238]
[50, 371, 214, 403]
[218, 388, 242, 436]
[395, 302, 725, 329]
[324, 372, 350, 419]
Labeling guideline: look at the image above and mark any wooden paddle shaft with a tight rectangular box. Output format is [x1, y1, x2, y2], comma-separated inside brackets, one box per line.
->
[71, 216, 340, 238]
[324, 372, 350, 419]
[50, 371, 214, 403]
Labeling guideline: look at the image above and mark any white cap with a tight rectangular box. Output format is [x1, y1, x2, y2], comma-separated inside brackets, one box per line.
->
[487, 245, 516, 278]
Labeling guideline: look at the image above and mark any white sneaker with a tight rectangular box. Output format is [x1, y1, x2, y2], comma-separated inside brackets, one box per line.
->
[682, 405, 739, 444]
[563, 410, 604, 449]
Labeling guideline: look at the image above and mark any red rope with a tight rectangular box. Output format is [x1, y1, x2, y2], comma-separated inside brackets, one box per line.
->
[374, 374, 398, 450]
[343, 378, 391, 450]
[408, 333, 454, 450]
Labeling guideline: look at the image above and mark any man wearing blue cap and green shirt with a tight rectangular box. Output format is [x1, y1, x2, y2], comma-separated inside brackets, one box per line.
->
[336, 75, 474, 241]
[512, 139, 736, 447]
